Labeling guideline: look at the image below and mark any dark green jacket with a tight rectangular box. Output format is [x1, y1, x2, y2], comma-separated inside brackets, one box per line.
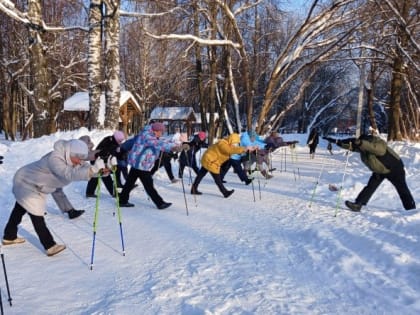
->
[342, 136, 401, 174]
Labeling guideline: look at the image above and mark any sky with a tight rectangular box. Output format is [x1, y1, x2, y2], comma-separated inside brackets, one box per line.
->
[0, 128, 419, 315]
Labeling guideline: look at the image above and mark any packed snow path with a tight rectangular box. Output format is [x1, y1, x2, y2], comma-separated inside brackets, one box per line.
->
[0, 135, 419, 314]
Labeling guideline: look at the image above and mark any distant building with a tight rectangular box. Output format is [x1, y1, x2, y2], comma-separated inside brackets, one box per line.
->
[59, 91, 143, 135]
[149, 106, 197, 136]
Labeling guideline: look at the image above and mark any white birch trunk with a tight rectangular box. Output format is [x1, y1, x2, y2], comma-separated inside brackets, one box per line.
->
[104, 0, 121, 130]
[88, 0, 104, 129]
[28, 0, 49, 137]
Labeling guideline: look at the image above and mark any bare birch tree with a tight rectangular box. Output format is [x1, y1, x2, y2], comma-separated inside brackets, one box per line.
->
[88, 0, 104, 129]
[257, 0, 362, 134]
[104, 0, 121, 130]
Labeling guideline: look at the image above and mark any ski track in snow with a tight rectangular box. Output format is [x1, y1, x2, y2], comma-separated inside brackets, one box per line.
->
[0, 133, 419, 314]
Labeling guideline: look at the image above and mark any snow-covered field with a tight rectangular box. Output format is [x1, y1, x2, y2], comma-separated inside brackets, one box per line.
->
[0, 129, 419, 315]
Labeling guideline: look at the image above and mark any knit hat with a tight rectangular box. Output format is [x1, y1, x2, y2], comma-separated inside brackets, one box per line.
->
[198, 131, 206, 141]
[69, 139, 88, 159]
[113, 130, 126, 143]
[151, 122, 165, 132]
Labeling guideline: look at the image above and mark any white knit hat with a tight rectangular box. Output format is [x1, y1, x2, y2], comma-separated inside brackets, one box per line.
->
[69, 139, 88, 159]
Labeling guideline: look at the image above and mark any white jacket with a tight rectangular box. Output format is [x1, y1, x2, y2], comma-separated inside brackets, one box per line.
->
[12, 140, 91, 216]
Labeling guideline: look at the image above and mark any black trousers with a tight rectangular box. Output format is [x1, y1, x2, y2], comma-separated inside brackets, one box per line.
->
[179, 150, 199, 178]
[192, 167, 230, 196]
[151, 154, 175, 181]
[86, 175, 114, 196]
[119, 168, 164, 207]
[115, 166, 128, 187]
[220, 159, 249, 182]
[3, 202, 55, 250]
[356, 168, 416, 210]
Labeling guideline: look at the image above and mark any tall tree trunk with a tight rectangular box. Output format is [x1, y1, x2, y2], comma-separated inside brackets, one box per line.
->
[88, 0, 104, 129]
[207, 2, 217, 144]
[193, 0, 206, 133]
[366, 66, 378, 132]
[387, 0, 410, 141]
[28, 0, 50, 137]
[104, 0, 121, 131]
[216, 0, 253, 131]
[388, 56, 403, 141]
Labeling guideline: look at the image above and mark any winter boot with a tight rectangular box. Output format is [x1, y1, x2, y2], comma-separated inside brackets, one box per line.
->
[157, 202, 172, 210]
[345, 200, 362, 212]
[2, 237, 25, 245]
[261, 170, 273, 179]
[223, 190, 234, 198]
[67, 209, 85, 219]
[191, 186, 202, 195]
[46, 244, 66, 256]
[119, 201, 135, 207]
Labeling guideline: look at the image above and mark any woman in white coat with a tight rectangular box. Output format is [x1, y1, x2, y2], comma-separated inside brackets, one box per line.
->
[2, 139, 107, 256]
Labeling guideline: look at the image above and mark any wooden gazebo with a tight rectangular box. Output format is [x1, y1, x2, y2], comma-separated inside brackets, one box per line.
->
[60, 91, 143, 135]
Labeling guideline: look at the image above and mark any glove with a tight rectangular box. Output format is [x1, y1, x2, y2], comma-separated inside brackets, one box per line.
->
[181, 143, 190, 151]
[107, 156, 118, 170]
[348, 139, 361, 151]
[91, 158, 106, 174]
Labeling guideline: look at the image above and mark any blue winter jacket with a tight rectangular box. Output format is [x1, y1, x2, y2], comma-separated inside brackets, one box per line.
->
[231, 131, 265, 161]
[127, 125, 178, 171]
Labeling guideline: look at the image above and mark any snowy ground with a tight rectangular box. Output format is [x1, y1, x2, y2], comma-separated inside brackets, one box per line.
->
[0, 129, 419, 315]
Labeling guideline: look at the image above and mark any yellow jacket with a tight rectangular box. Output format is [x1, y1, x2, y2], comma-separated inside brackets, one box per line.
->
[201, 133, 246, 174]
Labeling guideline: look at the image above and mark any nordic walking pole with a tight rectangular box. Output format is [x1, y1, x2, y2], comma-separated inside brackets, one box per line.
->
[254, 150, 262, 200]
[250, 177, 256, 202]
[280, 148, 283, 172]
[90, 175, 102, 270]
[284, 146, 287, 172]
[112, 167, 126, 256]
[244, 151, 256, 202]
[183, 149, 196, 206]
[0, 246, 12, 306]
[180, 162, 189, 216]
[308, 155, 326, 208]
[249, 165, 256, 203]
[334, 150, 351, 217]
[186, 149, 194, 186]
[0, 288, 3, 315]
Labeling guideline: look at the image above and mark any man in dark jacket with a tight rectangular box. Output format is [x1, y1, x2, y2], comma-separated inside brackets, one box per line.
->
[178, 131, 207, 178]
[307, 129, 319, 159]
[324, 134, 416, 212]
[85, 131, 126, 198]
